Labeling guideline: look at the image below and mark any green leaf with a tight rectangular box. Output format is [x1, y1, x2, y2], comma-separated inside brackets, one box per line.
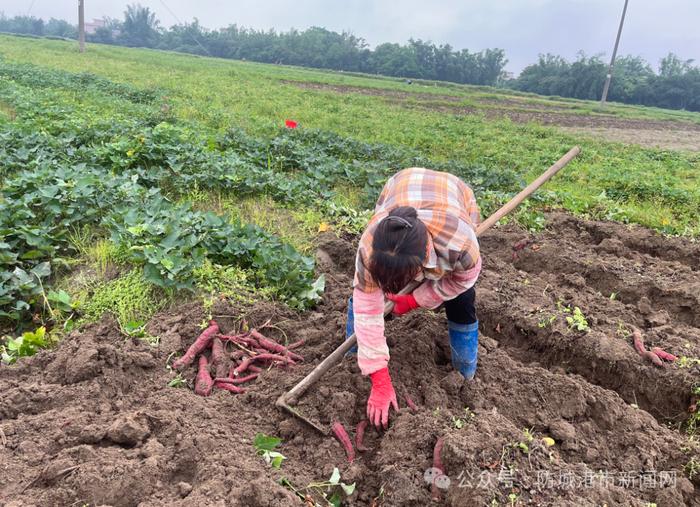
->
[160, 257, 175, 271]
[7, 336, 23, 351]
[47, 289, 72, 310]
[329, 467, 340, 485]
[167, 376, 186, 388]
[254, 433, 282, 452]
[268, 451, 286, 469]
[127, 225, 146, 236]
[30, 261, 51, 279]
[328, 492, 342, 507]
[340, 482, 356, 496]
[298, 273, 325, 303]
[20, 249, 44, 260]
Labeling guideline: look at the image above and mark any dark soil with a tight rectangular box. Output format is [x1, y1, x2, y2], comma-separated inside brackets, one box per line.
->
[280, 79, 468, 104]
[1, 213, 698, 506]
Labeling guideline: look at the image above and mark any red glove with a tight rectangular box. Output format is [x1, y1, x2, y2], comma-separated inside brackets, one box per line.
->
[367, 367, 399, 429]
[386, 293, 419, 316]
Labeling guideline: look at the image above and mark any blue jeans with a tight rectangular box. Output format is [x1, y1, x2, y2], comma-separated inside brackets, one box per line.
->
[345, 296, 358, 354]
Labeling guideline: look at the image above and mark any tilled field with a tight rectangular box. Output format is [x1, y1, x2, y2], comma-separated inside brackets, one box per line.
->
[1, 213, 698, 506]
[283, 80, 700, 151]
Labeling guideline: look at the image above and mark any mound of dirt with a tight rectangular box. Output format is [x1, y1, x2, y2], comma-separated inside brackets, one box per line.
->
[1, 213, 698, 506]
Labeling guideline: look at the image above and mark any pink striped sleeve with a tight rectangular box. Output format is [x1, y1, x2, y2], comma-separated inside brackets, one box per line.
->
[353, 287, 388, 375]
[413, 255, 482, 309]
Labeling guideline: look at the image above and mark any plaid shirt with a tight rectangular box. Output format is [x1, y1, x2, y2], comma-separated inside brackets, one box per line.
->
[352, 167, 482, 374]
[354, 167, 481, 298]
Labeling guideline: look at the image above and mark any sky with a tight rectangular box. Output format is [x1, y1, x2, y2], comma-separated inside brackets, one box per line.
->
[4, 0, 699, 74]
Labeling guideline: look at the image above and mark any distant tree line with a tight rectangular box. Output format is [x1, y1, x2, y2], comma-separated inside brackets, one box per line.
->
[1, 5, 698, 111]
[0, 6, 506, 86]
[509, 52, 700, 112]
[0, 14, 77, 39]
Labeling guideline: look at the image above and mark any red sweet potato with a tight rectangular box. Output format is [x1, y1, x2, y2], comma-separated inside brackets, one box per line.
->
[211, 337, 228, 379]
[233, 356, 253, 376]
[403, 391, 418, 412]
[355, 420, 369, 452]
[511, 238, 531, 261]
[651, 347, 678, 362]
[250, 330, 304, 362]
[632, 328, 664, 367]
[219, 333, 259, 348]
[230, 350, 246, 361]
[332, 421, 355, 463]
[433, 437, 445, 472]
[632, 329, 646, 356]
[646, 351, 663, 367]
[251, 353, 296, 365]
[287, 339, 305, 350]
[173, 321, 219, 370]
[215, 373, 258, 384]
[512, 238, 530, 251]
[194, 355, 213, 396]
[214, 381, 246, 394]
[431, 437, 445, 500]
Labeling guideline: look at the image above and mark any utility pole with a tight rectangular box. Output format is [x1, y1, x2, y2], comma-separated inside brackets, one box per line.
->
[600, 0, 629, 106]
[78, 0, 85, 53]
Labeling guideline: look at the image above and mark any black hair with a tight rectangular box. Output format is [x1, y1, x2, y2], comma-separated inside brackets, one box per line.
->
[369, 206, 428, 293]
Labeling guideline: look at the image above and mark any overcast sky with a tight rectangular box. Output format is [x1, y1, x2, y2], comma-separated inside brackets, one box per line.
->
[4, 0, 698, 73]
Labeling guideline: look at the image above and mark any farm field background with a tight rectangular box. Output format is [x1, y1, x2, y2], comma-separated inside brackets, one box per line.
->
[1, 35, 699, 506]
[2, 35, 700, 237]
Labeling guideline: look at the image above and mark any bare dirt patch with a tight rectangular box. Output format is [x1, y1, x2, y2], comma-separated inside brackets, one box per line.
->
[477, 97, 579, 113]
[284, 79, 700, 150]
[280, 79, 466, 103]
[1, 214, 698, 506]
[558, 126, 700, 152]
[425, 103, 700, 132]
[0, 100, 17, 121]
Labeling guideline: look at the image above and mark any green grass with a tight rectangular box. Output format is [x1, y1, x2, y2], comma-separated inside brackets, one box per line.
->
[1, 34, 699, 237]
[76, 268, 165, 327]
[187, 192, 323, 255]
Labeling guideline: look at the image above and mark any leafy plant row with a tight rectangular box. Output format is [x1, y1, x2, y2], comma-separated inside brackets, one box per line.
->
[0, 161, 321, 322]
[0, 57, 163, 105]
[0, 62, 528, 326]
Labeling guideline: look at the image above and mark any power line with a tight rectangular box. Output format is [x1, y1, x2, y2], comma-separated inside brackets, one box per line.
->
[157, 0, 212, 57]
[26, 0, 37, 15]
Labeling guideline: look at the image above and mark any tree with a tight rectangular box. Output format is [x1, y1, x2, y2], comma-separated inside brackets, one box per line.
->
[475, 48, 508, 86]
[659, 53, 694, 77]
[608, 55, 654, 103]
[158, 19, 210, 56]
[118, 4, 160, 48]
[45, 18, 77, 38]
[650, 54, 700, 110]
[88, 18, 121, 45]
[0, 15, 44, 35]
[370, 43, 420, 78]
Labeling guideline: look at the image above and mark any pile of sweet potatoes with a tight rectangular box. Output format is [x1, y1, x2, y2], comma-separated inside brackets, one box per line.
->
[172, 320, 304, 396]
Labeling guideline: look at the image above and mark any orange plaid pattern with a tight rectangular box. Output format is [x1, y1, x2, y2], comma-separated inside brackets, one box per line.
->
[354, 167, 481, 300]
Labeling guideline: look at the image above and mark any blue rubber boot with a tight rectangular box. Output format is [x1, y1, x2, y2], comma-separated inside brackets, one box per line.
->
[448, 320, 478, 380]
[345, 297, 358, 356]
